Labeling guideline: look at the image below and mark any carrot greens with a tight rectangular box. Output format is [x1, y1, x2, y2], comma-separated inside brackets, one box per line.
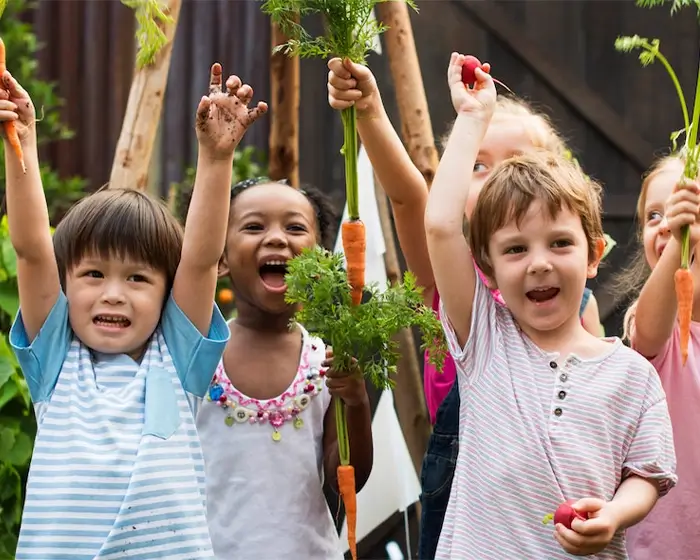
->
[122, 0, 173, 68]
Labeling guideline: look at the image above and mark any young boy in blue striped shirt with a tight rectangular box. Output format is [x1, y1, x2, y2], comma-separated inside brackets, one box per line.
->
[1, 63, 266, 559]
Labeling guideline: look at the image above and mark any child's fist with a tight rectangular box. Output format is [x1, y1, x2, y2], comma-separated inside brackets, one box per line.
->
[447, 52, 496, 121]
[196, 63, 268, 160]
[0, 71, 35, 140]
[665, 178, 700, 248]
[327, 58, 381, 118]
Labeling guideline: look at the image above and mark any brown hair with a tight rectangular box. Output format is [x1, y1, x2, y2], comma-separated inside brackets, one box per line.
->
[440, 94, 568, 155]
[53, 187, 183, 291]
[614, 154, 684, 337]
[469, 151, 604, 279]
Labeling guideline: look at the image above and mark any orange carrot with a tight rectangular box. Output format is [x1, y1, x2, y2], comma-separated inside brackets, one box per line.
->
[338, 464, 357, 560]
[675, 267, 693, 365]
[341, 219, 366, 306]
[0, 38, 25, 173]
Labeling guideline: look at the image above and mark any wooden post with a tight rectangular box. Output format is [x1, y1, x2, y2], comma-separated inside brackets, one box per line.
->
[374, 176, 431, 476]
[375, 2, 438, 187]
[269, 18, 300, 187]
[109, 0, 182, 191]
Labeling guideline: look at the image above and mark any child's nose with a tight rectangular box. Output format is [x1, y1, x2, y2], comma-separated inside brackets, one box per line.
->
[101, 281, 126, 303]
[659, 218, 671, 235]
[264, 226, 288, 247]
[527, 254, 553, 275]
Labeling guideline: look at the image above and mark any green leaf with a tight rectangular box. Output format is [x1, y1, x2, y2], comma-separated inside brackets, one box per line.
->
[121, 0, 173, 68]
[0, 427, 15, 458]
[0, 353, 15, 392]
[5, 430, 32, 466]
[0, 282, 19, 320]
[0, 240, 16, 279]
[0, 379, 19, 411]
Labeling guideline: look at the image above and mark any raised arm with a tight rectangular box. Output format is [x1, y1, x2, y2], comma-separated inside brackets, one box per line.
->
[327, 58, 433, 298]
[424, 54, 495, 347]
[173, 64, 267, 335]
[1, 72, 60, 341]
[633, 179, 700, 357]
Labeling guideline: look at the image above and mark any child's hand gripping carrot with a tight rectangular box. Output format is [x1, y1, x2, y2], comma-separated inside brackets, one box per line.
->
[327, 57, 383, 120]
[0, 45, 34, 174]
[666, 178, 700, 363]
[195, 63, 268, 161]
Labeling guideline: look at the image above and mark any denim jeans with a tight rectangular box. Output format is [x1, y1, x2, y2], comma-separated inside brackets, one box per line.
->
[418, 380, 460, 560]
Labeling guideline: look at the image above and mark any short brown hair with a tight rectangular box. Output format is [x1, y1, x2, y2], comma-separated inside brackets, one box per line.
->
[53, 187, 183, 290]
[470, 151, 604, 278]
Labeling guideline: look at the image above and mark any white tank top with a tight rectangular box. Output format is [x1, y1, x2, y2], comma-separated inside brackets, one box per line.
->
[197, 324, 343, 559]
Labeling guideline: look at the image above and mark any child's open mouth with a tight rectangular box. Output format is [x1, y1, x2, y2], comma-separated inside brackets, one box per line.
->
[259, 260, 288, 293]
[93, 315, 131, 328]
[526, 287, 560, 303]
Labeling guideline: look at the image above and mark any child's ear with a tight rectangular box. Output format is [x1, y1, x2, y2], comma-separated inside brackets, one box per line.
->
[587, 237, 606, 278]
[218, 254, 230, 279]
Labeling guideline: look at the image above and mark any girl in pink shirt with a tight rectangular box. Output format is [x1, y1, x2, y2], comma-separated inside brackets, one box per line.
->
[622, 155, 700, 559]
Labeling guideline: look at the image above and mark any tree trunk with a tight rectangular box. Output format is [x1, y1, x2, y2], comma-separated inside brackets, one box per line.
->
[268, 18, 300, 187]
[109, 0, 182, 191]
[375, 2, 438, 187]
[374, 176, 431, 477]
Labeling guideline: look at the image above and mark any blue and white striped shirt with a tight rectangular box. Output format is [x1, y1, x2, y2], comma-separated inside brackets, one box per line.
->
[435, 278, 677, 559]
[11, 292, 228, 559]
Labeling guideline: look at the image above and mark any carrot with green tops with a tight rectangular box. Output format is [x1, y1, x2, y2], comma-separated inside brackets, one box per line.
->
[675, 268, 693, 365]
[0, 38, 25, 173]
[342, 220, 366, 306]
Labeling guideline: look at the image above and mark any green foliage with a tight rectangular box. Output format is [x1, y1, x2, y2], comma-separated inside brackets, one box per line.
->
[285, 246, 447, 390]
[261, 0, 416, 64]
[635, 0, 700, 18]
[616, 12, 700, 267]
[121, 0, 172, 69]
[0, 0, 86, 222]
[0, 1, 86, 555]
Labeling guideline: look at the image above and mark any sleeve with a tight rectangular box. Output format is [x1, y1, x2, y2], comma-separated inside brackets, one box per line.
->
[160, 294, 230, 398]
[9, 292, 72, 403]
[438, 275, 500, 384]
[621, 366, 678, 498]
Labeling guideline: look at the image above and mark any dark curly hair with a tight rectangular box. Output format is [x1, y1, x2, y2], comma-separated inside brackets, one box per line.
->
[229, 177, 338, 250]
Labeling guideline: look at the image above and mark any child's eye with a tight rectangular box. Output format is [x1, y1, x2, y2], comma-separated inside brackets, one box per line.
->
[552, 239, 573, 248]
[288, 224, 308, 232]
[85, 270, 103, 278]
[128, 274, 148, 283]
[474, 162, 488, 173]
[505, 246, 525, 255]
[242, 223, 264, 231]
[647, 210, 663, 223]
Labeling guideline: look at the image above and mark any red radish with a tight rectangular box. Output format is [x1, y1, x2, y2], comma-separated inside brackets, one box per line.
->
[542, 499, 589, 529]
[461, 55, 482, 87]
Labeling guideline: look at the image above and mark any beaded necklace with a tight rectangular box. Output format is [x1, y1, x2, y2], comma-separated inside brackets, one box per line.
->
[207, 330, 327, 442]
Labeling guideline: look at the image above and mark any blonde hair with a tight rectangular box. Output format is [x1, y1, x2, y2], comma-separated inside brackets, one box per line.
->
[469, 151, 604, 279]
[616, 154, 685, 339]
[440, 94, 568, 155]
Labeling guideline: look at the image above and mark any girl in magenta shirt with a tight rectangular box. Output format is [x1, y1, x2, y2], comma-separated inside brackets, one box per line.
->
[622, 155, 700, 559]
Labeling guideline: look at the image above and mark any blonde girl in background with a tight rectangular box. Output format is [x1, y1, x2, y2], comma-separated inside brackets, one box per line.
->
[620, 154, 700, 560]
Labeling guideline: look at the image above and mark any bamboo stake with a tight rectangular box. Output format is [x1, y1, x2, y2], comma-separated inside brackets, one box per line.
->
[109, 0, 181, 191]
[374, 174, 431, 475]
[269, 17, 300, 187]
[375, 1, 438, 187]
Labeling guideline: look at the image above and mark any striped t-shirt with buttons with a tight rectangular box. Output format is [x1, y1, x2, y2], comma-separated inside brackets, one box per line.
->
[10, 292, 229, 559]
[435, 278, 677, 559]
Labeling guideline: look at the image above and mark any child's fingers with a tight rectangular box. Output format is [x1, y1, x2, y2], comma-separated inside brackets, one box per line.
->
[247, 101, 268, 122]
[328, 84, 362, 104]
[0, 99, 17, 112]
[225, 75, 242, 97]
[236, 83, 253, 106]
[481, 62, 491, 74]
[2, 71, 28, 99]
[328, 57, 352, 80]
[209, 63, 223, 95]
[447, 52, 464, 83]
[328, 69, 357, 91]
[196, 96, 211, 124]
[0, 110, 18, 122]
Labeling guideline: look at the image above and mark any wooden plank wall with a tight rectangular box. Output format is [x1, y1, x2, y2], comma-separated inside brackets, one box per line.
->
[26, 0, 700, 337]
